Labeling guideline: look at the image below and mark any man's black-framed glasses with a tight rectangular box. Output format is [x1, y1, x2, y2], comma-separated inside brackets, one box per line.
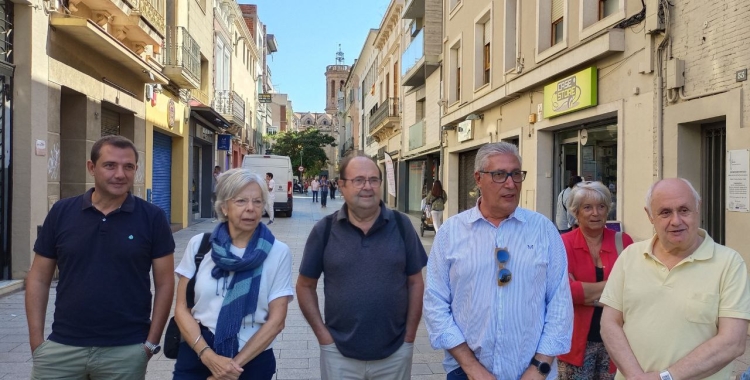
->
[496, 247, 512, 286]
[479, 170, 527, 184]
[341, 177, 382, 189]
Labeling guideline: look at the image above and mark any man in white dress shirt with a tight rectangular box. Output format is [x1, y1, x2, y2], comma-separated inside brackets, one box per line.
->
[423, 142, 573, 380]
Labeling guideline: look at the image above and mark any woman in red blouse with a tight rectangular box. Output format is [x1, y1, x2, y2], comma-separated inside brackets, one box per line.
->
[557, 181, 633, 380]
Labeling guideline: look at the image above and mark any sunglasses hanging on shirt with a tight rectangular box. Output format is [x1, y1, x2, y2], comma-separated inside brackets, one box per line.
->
[496, 247, 512, 286]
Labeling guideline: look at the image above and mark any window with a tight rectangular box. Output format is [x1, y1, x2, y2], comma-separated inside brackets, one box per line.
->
[599, 0, 618, 19]
[449, 40, 462, 104]
[474, 9, 491, 89]
[552, 0, 564, 45]
[504, 0, 518, 72]
[449, 0, 460, 11]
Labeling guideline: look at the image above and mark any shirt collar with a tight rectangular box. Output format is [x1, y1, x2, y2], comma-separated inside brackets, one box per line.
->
[336, 201, 390, 224]
[467, 197, 527, 225]
[571, 228, 615, 253]
[82, 188, 135, 213]
[642, 228, 714, 261]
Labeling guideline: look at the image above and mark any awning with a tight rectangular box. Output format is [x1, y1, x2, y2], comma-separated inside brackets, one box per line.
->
[49, 13, 168, 85]
[189, 99, 230, 132]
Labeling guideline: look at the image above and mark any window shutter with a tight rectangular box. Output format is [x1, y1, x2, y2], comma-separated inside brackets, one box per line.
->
[551, 0, 564, 22]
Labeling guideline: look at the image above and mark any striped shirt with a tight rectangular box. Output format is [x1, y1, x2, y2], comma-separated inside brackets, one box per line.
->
[423, 202, 573, 379]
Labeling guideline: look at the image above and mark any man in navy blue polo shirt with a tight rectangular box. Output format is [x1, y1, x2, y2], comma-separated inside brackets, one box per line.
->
[297, 155, 427, 379]
[25, 135, 175, 380]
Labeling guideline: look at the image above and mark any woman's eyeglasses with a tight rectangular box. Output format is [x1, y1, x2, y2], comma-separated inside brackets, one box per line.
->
[496, 247, 512, 286]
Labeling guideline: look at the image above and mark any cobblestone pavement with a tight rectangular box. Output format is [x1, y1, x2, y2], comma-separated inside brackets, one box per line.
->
[2, 193, 749, 379]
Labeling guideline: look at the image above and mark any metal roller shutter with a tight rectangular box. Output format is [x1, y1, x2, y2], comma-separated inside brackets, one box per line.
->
[552, 0, 564, 22]
[152, 132, 172, 221]
[101, 108, 120, 136]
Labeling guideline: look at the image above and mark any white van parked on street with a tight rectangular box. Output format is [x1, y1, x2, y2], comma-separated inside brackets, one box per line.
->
[241, 154, 294, 217]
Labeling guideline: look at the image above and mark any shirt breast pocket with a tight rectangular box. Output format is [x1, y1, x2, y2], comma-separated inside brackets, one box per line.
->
[684, 292, 719, 324]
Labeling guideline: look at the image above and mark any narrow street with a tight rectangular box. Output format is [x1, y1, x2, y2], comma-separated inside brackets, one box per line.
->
[0, 193, 445, 380]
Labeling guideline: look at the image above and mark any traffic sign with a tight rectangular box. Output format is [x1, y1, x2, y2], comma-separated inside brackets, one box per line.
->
[298, 166, 305, 172]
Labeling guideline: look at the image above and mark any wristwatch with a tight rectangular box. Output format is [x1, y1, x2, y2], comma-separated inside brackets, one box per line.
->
[659, 370, 673, 380]
[144, 341, 161, 355]
[529, 357, 551, 377]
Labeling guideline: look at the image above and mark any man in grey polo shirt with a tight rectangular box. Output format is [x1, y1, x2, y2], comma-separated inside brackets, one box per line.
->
[297, 155, 427, 379]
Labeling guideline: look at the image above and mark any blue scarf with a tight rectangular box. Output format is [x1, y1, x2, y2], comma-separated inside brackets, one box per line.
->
[210, 221, 275, 357]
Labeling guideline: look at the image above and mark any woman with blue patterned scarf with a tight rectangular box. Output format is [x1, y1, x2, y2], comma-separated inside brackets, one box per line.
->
[173, 169, 294, 380]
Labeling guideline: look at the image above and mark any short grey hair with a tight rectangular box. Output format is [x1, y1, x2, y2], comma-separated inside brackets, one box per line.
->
[214, 168, 268, 222]
[645, 178, 701, 217]
[567, 181, 612, 217]
[474, 142, 523, 172]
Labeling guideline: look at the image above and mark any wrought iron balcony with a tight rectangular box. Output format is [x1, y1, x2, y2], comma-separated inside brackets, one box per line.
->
[164, 26, 201, 89]
[368, 97, 400, 142]
[137, 0, 165, 37]
[213, 90, 246, 126]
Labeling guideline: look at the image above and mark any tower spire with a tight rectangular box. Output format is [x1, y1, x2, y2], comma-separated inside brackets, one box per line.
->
[336, 44, 345, 65]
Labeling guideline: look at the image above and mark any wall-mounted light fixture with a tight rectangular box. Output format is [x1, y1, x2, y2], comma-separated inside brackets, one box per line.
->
[465, 113, 484, 121]
[442, 125, 456, 131]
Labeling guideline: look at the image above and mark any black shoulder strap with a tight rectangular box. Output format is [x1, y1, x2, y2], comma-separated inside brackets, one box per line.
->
[186, 233, 211, 309]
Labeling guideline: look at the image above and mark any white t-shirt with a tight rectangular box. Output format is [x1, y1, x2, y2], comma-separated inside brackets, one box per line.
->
[175, 234, 294, 351]
[267, 179, 276, 201]
[311, 180, 320, 191]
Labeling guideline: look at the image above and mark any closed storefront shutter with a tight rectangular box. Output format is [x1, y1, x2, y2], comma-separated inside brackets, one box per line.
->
[458, 149, 479, 213]
[101, 108, 120, 136]
[153, 132, 172, 221]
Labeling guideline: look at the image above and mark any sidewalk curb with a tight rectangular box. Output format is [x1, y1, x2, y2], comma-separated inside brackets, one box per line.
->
[0, 279, 24, 297]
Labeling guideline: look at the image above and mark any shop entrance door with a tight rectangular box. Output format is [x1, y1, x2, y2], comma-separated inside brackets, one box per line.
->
[701, 122, 726, 244]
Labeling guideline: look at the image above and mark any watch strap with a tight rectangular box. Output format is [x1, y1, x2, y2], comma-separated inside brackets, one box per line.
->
[659, 370, 673, 380]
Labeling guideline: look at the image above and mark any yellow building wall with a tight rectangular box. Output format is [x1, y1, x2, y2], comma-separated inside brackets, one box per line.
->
[145, 92, 189, 228]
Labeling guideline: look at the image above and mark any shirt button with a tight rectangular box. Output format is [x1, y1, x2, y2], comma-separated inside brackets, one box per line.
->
[661, 267, 666, 272]
[102, 218, 106, 221]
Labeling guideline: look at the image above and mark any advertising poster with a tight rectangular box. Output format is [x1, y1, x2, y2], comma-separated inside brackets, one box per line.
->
[727, 149, 750, 212]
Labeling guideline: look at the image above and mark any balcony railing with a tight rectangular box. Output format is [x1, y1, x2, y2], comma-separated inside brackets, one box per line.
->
[340, 137, 355, 157]
[370, 97, 399, 131]
[164, 26, 201, 87]
[402, 29, 424, 76]
[213, 90, 246, 125]
[137, 0, 165, 37]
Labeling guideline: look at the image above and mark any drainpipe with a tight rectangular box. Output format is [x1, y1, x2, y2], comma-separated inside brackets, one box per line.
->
[656, 68, 663, 180]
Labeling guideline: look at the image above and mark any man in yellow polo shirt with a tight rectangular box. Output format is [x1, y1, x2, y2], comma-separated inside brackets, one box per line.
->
[600, 178, 750, 380]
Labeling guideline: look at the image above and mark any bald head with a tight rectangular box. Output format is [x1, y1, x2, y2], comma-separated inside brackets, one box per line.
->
[645, 178, 701, 217]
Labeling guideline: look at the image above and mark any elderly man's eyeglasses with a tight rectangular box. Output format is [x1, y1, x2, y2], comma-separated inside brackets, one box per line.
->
[341, 177, 382, 189]
[479, 170, 527, 184]
[496, 248, 512, 286]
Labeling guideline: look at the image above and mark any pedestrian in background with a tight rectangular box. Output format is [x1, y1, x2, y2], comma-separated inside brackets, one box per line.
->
[423, 142, 572, 380]
[172, 169, 293, 380]
[212, 165, 223, 222]
[311, 177, 320, 203]
[600, 178, 750, 380]
[330, 179, 337, 200]
[556, 175, 583, 233]
[27, 135, 175, 380]
[264, 172, 275, 225]
[558, 181, 633, 379]
[424, 180, 447, 231]
[320, 175, 329, 208]
[297, 155, 427, 380]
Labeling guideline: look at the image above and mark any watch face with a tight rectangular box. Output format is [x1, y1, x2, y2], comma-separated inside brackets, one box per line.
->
[152, 345, 161, 355]
[538, 362, 551, 374]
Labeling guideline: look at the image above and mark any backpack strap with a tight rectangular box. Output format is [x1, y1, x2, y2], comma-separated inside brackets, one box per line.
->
[615, 231, 623, 256]
[186, 233, 211, 309]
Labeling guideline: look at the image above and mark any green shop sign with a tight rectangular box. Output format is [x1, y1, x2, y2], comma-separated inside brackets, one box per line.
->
[543, 67, 598, 118]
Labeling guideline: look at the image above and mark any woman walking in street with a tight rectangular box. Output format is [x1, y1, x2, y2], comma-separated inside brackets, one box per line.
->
[172, 169, 293, 380]
[424, 180, 447, 231]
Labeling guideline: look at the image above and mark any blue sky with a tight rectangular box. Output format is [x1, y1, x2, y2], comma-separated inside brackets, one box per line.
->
[242, 0, 391, 113]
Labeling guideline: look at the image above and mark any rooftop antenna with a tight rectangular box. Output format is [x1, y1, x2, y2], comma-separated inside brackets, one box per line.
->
[336, 44, 345, 65]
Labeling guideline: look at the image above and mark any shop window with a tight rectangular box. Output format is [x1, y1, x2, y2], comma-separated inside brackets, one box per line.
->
[554, 122, 618, 220]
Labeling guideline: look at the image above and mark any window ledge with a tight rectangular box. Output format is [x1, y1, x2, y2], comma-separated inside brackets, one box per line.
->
[580, 9, 626, 41]
[536, 41, 568, 63]
[449, 1, 463, 20]
[474, 82, 490, 94]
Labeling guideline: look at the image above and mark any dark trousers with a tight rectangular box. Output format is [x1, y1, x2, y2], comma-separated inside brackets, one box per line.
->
[173, 326, 275, 380]
[321, 191, 328, 206]
[330, 189, 336, 199]
[312, 190, 318, 202]
[446, 367, 469, 380]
